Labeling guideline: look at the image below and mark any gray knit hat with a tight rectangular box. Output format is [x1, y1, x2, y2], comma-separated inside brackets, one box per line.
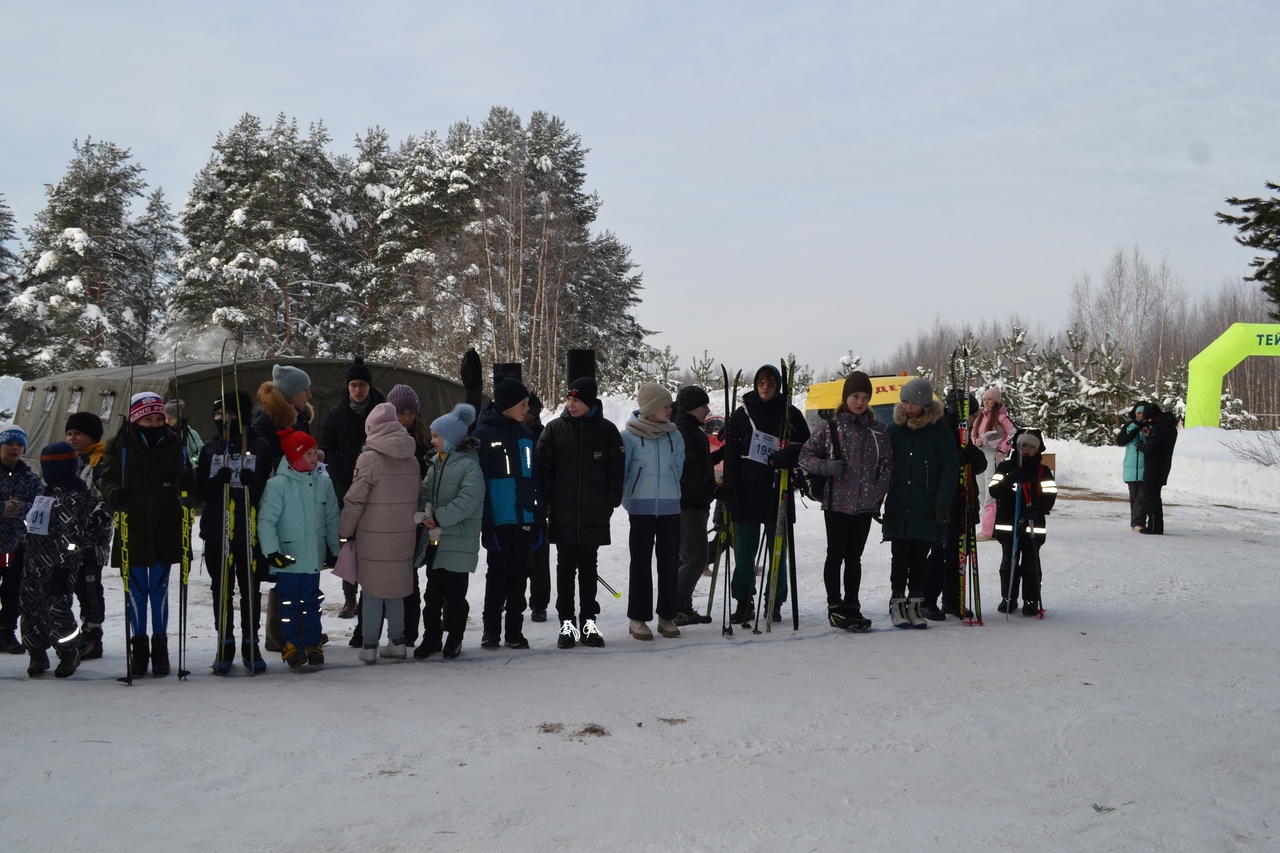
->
[272, 364, 311, 399]
[637, 382, 673, 418]
[899, 377, 934, 408]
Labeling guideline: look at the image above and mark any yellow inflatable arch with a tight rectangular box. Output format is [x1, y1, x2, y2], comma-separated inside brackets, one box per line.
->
[1185, 323, 1280, 428]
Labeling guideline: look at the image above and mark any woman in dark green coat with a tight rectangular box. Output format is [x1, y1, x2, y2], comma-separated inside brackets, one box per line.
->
[883, 378, 958, 630]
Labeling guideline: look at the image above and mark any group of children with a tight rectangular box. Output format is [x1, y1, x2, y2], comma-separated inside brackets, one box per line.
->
[2, 359, 1067, 680]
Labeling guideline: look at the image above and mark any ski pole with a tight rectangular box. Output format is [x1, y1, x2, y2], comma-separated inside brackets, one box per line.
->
[597, 577, 622, 599]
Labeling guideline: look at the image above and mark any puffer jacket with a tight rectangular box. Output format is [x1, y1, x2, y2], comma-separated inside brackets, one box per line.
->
[1116, 405, 1147, 483]
[23, 482, 111, 584]
[1143, 410, 1178, 487]
[473, 403, 542, 529]
[99, 425, 190, 568]
[971, 404, 1016, 454]
[1, 459, 43, 553]
[537, 407, 625, 547]
[883, 400, 959, 543]
[257, 458, 340, 574]
[722, 388, 811, 525]
[988, 443, 1057, 545]
[338, 422, 420, 599]
[799, 409, 895, 516]
[621, 418, 685, 517]
[412, 436, 486, 573]
[675, 411, 718, 511]
[251, 381, 314, 477]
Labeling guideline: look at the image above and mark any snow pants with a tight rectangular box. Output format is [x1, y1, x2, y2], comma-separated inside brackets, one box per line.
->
[205, 539, 261, 642]
[482, 524, 531, 642]
[20, 556, 78, 651]
[422, 567, 470, 650]
[675, 506, 710, 608]
[999, 537, 1042, 602]
[276, 572, 324, 650]
[730, 521, 788, 605]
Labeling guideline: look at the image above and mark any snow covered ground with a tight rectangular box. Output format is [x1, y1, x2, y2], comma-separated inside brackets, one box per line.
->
[3, 388, 1278, 851]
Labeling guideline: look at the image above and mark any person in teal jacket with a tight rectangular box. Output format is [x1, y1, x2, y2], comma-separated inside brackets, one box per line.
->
[622, 382, 685, 641]
[257, 429, 340, 669]
[1116, 402, 1148, 532]
[412, 403, 485, 660]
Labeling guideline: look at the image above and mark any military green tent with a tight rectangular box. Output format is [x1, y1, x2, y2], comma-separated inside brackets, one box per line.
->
[12, 358, 473, 461]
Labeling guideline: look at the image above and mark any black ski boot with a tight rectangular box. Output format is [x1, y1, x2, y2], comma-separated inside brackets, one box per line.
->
[150, 635, 171, 677]
[28, 647, 50, 677]
[54, 644, 80, 678]
[731, 597, 754, 625]
[997, 598, 1012, 614]
[131, 635, 150, 677]
[1022, 600, 1041, 617]
[77, 626, 104, 660]
[920, 602, 947, 621]
[213, 639, 235, 675]
[442, 633, 463, 659]
[242, 640, 267, 673]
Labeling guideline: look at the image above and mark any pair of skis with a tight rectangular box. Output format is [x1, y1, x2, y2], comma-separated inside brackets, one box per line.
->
[756, 357, 799, 635]
[951, 346, 983, 626]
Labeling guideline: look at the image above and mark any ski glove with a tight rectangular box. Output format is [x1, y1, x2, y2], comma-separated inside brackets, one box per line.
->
[528, 524, 545, 553]
[111, 488, 130, 510]
[935, 507, 950, 524]
[211, 467, 234, 486]
[266, 552, 295, 569]
[481, 528, 500, 551]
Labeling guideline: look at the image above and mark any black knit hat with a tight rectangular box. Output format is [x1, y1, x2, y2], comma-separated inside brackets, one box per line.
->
[346, 356, 373, 385]
[675, 385, 710, 414]
[65, 411, 104, 443]
[40, 442, 80, 487]
[214, 390, 256, 421]
[567, 376, 599, 410]
[493, 377, 530, 413]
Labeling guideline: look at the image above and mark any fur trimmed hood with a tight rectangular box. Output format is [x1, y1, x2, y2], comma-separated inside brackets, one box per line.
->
[893, 398, 945, 430]
[256, 380, 314, 431]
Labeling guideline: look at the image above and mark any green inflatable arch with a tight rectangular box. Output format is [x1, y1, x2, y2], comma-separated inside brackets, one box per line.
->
[1185, 322, 1280, 428]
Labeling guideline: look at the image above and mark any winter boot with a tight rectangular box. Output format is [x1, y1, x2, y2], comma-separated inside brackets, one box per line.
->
[906, 598, 929, 629]
[151, 635, 171, 677]
[241, 640, 267, 673]
[264, 589, 283, 652]
[442, 633, 463, 659]
[77, 625, 104, 660]
[414, 638, 442, 659]
[0, 628, 24, 654]
[530, 608, 548, 623]
[731, 597, 755, 625]
[581, 619, 605, 648]
[130, 635, 151, 677]
[380, 639, 408, 659]
[27, 647, 50, 677]
[306, 647, 325, 666]
[889, 598, 911, 629]
[1022, 600, 1041, 617]
[997, 598, 1012, 614]
[338, 592, 358, 619]
[557, 619, 579, 649]
[504, 634, 530, 650]
[282, 642, 307, 669]
[771, 605, 784, 624]
[212, 639, 235, 675]
[480, 631, 500, 650]
[359, 645, 378, 664]
[656, 618, 681, 638]
[628, 619, 654, 641]
[919, 602, 947, 621]
[54, 644, 80, 678]
[843, 603, 872, 631]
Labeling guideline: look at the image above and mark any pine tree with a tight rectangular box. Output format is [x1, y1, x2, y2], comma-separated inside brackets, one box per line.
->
[0, 193, 26, 376]
[1217, 183, 1280, 319]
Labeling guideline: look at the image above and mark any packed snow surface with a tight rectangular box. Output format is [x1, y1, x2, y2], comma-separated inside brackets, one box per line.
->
[2, 388, 1278, 851]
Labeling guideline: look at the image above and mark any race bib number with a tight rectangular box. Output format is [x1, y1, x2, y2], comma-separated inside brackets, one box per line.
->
[211, 453, 259, 488]
[746, 428, 781, 465]
[25, 496, 55, 536]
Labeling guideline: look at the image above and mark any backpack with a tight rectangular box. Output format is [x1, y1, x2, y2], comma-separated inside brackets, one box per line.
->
[795, 418, 841, 504]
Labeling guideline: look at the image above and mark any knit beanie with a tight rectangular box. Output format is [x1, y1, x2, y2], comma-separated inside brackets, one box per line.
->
[278, 429, 317, 469]
[364, 402, 399, 434]
[493, 377, 530, 413]
[675, 385, 710, 414]
[346, 357, 373, 385]
[272, 364, 311, 399]
[65, 412, 104, 443]
[386, 384, 419, 415]
[527, 393, 543, 418]
[982, 385, 1002, 404]
[637, 382, 673, 418]
[567, 377, 599, 411]
[899, 377, 934, 408]
[841, 371, 873, 400]
[129, 392, 166, 423]
[430, 403, 477, 451]
[164, 400, 186, 421]
[214, 390, 256, 421]
[39, 442, 79, 487]
[0, 426, 28, 449]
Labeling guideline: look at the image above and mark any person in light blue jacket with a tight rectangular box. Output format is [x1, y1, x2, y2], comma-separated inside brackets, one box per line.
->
[1115, 402, 1148, 532]
[257, 429, 340, 669]
[621, 382, 685, 641]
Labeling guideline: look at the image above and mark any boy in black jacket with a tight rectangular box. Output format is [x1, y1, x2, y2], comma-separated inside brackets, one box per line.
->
[988, 429, 1057, 616]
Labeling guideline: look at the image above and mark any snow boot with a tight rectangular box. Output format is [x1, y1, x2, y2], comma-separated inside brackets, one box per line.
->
[628, 619, 654, 641]
[889, 598, 911, 629]
[1022, 600, 1041, 617]
[338, 592, 358, 619]
[770, 606, 784, 624]
[212, 639, 235, 675]
[656, 618, 681, 638]
[997, 598, 1012, 614]
[241, 640, 267, 673]
[731, 597, 754, 625]
[359, 645, 378, 664]
[130, 635, 150, 677]
[77, 626, 104, 660]
[305, 647, 324, 666]
[581, 619, 605, 648]
[442, 633, 463, 659]
[920, 602, 947, 621]
[906, 598, 929, 629]
[282, 642, 307, 669]
[480, 631, 500, 650]
[380, 639, 408, 659]
[557, 619, 579, 649]
[0, 628, 25, 654]
[27, 647, 50, 677]
[414, 638, 442, 659]
[504, 635, 530, 650]
[54, 643, 80, 678]
[150, 635, 171, 677]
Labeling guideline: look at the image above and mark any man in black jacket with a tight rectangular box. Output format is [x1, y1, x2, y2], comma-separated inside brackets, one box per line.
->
[673, 386, 723, 625]
[537, 377, 625, 648]
[1140, 402, 1179, 535]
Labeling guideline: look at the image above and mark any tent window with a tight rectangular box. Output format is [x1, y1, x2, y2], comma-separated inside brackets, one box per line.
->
[100, 390, 115, 420]
[43, 386, 57, 413]
[67, 387, 83, 414]
[24, 387, 35, 412]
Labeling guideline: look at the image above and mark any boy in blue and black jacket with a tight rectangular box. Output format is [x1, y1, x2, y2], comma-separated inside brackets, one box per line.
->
[473, 377, 543, 650]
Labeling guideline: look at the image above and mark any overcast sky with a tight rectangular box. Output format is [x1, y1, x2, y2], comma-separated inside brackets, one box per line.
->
[2, 1, 1276, 376]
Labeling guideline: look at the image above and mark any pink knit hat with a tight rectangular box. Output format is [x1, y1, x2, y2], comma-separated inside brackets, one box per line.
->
[364, 402, 399, 434]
